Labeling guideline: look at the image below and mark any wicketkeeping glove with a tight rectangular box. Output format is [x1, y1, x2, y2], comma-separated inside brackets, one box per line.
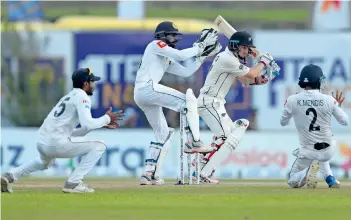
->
[193, 28, 219, 54]
[196, 41, 222, 63]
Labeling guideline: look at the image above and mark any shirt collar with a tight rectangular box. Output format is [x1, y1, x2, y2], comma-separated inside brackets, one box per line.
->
[303, 89, 320, 94]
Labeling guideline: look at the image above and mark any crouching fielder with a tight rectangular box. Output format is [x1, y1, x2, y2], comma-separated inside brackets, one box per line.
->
[1, 68, 123, 193]
[281, 64, 349, 189]
[134, 21, 222, 185]
[195, 31, 280, 184]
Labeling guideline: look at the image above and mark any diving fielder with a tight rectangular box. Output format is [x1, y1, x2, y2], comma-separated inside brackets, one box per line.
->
[281, 64, 348, 188]
[134, 21, 222, 185]
[1, 68, 123, 193]
[193, 31, 280, 184]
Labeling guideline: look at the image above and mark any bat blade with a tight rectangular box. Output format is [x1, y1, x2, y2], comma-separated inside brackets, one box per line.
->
[214, 15, 236, 39]
[213, 15, 260, 58]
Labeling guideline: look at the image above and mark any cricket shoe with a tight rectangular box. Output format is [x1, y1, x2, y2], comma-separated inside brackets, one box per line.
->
[140, 172, 164, 186]
[151, 176, 165, 186]
[200, 174, 219, 184]
[1, 173, 14, 193]
[192, 169, 218, 183]
[325, 175, 340, 188]
[184, 140, 213, 154]
[62, 181, 95, 193]
[305, 160, 320, 189]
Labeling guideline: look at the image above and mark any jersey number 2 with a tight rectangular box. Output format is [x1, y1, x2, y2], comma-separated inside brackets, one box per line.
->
[54, 97, 70, 117]
[306, 108, 320, 132]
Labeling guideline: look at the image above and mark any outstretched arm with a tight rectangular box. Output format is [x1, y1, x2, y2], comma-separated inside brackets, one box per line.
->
[153, 41, 201, 61]
[166, 58, 202, 77]
[153, 29, 219, 62]
[75, 95, 110, 132]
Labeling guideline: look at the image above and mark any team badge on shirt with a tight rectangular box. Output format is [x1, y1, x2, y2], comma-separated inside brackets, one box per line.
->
[157, 41, 167, 48]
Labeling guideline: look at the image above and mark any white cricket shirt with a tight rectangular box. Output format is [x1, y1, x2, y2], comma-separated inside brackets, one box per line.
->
[199, 47, 250, 102]
[134, 40, 202, 86]
[37, 88, 110, 145]
[281, 90, 349, 148]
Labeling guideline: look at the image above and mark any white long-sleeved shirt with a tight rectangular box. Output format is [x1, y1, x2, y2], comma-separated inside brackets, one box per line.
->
[37, 88, 110, 145]
[134, 40, 202, 85]
[198, 47, 250, 104]
[280, 90, 349, 148]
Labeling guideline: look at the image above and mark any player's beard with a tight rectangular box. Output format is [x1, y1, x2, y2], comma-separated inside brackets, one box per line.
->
[86, 82, 95, 96]
[165, 35, 181, 48]
[86, 90, 93, 96]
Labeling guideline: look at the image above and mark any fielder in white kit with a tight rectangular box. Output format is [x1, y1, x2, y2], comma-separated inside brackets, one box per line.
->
[281, 64, 349, 188]
[194, 31, 281, 184]
[1, 68, 123, 193]
[134, 21, 222, 185]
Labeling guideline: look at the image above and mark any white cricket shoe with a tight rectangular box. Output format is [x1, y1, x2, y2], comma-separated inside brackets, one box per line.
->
[200, 175, 219, 184]
[140, 172, 165, 186]
[184, 140, 213, 154]
[305, 160, 320, 189]
[1, 173, 14, 193]
[330, 180, 341, 188]
[62, 181, 95, 193]
[152, 176, 165, 185]
[192, 169, 218, 183]
[325, 175, 340, 188]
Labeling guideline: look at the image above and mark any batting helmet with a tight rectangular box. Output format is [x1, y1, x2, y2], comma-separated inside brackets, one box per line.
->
[298, 64, 326, 89]
[228, 31, 255, 52]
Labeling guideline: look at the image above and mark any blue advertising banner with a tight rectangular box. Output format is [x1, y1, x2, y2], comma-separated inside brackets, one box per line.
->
[74, 31, 252, 128]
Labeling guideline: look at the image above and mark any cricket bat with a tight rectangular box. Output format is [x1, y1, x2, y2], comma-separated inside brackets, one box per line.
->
[213, 15, 260, 58]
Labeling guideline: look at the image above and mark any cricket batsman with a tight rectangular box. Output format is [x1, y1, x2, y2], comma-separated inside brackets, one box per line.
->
[194, 31, 280, 184]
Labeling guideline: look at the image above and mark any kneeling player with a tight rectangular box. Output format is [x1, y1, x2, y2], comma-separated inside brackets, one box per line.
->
[281, 64, 349, 188]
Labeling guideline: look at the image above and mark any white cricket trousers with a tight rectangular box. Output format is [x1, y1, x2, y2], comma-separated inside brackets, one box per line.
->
[10, 137, 106, 183]
[197, 94, 234, 137]
[134, 81, 186, 143]
[288, 142, 336, 188]
[134, 81, 187, 173]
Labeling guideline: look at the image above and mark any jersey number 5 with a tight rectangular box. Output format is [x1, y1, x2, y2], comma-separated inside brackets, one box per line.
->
[306, 108, 320, 132]
[54, 97, 70, 117]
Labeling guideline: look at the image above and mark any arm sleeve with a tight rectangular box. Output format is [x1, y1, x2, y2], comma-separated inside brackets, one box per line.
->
[153, 41, 200, 61]
[75, 94, 111, 131]
[330, 97, 349, 126]
[280, 97, 293, 126]
[222, 56, 250, 78]
[166, 57, 202, 77]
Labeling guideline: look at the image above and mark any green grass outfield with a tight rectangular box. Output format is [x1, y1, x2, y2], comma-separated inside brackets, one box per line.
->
[2, 178, 351, 220]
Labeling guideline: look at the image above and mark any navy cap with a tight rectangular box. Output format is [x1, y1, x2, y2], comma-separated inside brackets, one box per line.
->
[72, 68, 101, 83]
